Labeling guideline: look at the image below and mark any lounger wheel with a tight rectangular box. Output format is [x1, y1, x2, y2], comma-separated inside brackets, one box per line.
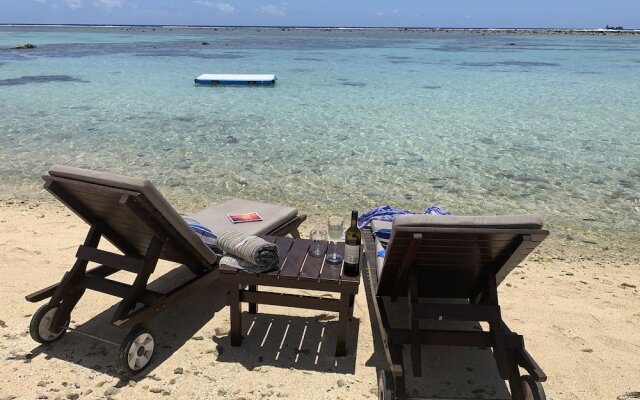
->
[29, 303, 69, 344]
[118, 324, 155, 374]
[377, 369, 396, 400]
[521, 375, 546, 400]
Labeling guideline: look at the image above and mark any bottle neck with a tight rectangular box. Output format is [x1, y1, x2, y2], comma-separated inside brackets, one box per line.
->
[350, 211, 358, 227]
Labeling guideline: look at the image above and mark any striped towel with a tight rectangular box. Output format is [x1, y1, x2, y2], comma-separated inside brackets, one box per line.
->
[217, 231, 279, 273]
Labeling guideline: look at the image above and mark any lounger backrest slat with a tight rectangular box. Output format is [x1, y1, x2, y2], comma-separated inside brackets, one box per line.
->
[45, 176, 206, 267]
[376, 215, 548, 299]
[45, 165, 217, 268]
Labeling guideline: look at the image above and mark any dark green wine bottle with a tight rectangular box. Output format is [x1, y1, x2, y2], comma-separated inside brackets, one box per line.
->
[343, 210, 361, 277]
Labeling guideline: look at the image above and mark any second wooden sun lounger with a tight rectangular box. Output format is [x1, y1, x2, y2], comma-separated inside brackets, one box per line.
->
[363, 214, 549, 400]
[25, 165, 306, 374]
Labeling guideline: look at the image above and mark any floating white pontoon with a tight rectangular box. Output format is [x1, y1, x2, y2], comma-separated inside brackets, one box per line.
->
[194, 74, 277, 85]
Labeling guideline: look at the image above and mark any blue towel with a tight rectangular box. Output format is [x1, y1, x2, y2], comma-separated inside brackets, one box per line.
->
[373, 229, 392, 248]
[357, 205, 413, 229]
[183, 217, 219, 251]
[357, 205, 451, 229]
[373, 228, 392, 241]
[424, 206, 451, 216]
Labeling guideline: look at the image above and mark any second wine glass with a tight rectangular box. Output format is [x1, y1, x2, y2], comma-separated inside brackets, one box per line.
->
[309, 228, 328, 257]
[326, 215, 344, 263]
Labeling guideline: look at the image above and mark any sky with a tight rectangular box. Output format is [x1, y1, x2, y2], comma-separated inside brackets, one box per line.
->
[1, 0, 639, 29]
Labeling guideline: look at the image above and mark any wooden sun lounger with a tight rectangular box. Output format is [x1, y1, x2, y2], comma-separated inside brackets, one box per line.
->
[25, 165, 306, 374]
[363, 214, 549, 400]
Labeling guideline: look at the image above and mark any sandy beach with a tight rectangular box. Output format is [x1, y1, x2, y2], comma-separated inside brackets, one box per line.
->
[0, 196, 638, 400]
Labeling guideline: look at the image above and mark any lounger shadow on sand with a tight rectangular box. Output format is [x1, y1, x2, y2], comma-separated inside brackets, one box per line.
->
[28, 267, 228, 377]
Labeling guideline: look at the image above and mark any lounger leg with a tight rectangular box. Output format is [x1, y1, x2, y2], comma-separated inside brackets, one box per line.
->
[50, 267, 87, 332]
[492, 324, 512, 379]
[112, 237, 162, 323]
[395, 374, 409, 400]
[49, 223, 103, 331]
[408, 270, 422, 377]
[506, 351, 526, 400]
[229, 283, 243, 346]
[335, 292, 351, 356]
[482, 275, 512, 380]
[248, 285, 258, 314]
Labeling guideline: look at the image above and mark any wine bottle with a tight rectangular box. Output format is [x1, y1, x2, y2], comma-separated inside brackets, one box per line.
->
[343, 210, 361, 277]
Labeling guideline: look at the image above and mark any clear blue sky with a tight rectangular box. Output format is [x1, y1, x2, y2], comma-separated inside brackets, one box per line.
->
[1, 0, 639, 28]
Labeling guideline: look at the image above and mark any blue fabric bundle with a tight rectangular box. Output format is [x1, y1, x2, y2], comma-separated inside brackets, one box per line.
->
[183, 217, 219, 252]
[357, 205, 412, 229]
[359, 205, 452, 259]
[357, 204, 451, 229]
[373, 229, 392, 244]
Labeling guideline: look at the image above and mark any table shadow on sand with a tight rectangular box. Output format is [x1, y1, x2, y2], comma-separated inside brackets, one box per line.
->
[212, 311, 359, 374]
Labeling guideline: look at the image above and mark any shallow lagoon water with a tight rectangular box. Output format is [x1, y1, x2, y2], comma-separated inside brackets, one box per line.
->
[1, 27, 639, 249]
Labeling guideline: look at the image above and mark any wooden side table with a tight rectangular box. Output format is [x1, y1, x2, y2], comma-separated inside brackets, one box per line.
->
[219, 236, 363, 356]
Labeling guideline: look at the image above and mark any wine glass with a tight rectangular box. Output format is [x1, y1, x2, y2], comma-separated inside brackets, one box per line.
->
[309, 228, 328, 258]
[326, 216, 344, 263]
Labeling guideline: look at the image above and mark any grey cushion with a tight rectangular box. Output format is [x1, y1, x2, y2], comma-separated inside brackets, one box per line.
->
[187, 198, 298, 236]
[48, 165, 218, 264]
[392, 214, 543, 230]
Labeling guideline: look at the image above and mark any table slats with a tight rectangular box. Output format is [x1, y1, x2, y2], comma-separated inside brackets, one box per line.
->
[278, 239, 311, 279]
[298, 241, 328, 281]
[264, 236, 294, 277]
[318, 242, 341, 282]
[220, 236, 361, 286]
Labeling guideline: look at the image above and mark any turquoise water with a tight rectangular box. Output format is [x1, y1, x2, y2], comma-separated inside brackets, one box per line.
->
[1, 27, 639, 248]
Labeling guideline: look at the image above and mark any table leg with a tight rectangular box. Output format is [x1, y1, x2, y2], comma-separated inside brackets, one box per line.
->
[335, 292, 351, 356]
[348, 294, 355, 319]
[248, 285, 258, 314]
[229, 283, 242, 346]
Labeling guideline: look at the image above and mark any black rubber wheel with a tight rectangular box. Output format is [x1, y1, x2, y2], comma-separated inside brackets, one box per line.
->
[521, 375, 546, 400]
[118, 324, 155, 374]
[29, 303, 69, 344]
[378, 369, 396, 400]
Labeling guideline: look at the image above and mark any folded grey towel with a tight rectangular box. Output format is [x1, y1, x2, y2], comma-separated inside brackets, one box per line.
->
[217, 231, 279, 273]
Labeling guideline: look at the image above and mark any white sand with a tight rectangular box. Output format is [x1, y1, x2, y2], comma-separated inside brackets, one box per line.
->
[1, 199, 638, 400]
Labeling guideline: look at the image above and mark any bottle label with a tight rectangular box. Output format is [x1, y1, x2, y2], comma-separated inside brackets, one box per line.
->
[344, 244, 360, 265]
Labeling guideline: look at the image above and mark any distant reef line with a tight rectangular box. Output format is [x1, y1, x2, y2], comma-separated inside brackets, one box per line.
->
[1, 24, 640, 35]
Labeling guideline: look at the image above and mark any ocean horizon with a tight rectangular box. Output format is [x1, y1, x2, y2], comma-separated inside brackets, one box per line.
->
[2, 24, 640, 32]
[1, 25, 639, 253]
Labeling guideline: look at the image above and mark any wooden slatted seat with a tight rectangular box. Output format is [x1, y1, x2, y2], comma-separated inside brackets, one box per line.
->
[364, 214, 549, 400]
